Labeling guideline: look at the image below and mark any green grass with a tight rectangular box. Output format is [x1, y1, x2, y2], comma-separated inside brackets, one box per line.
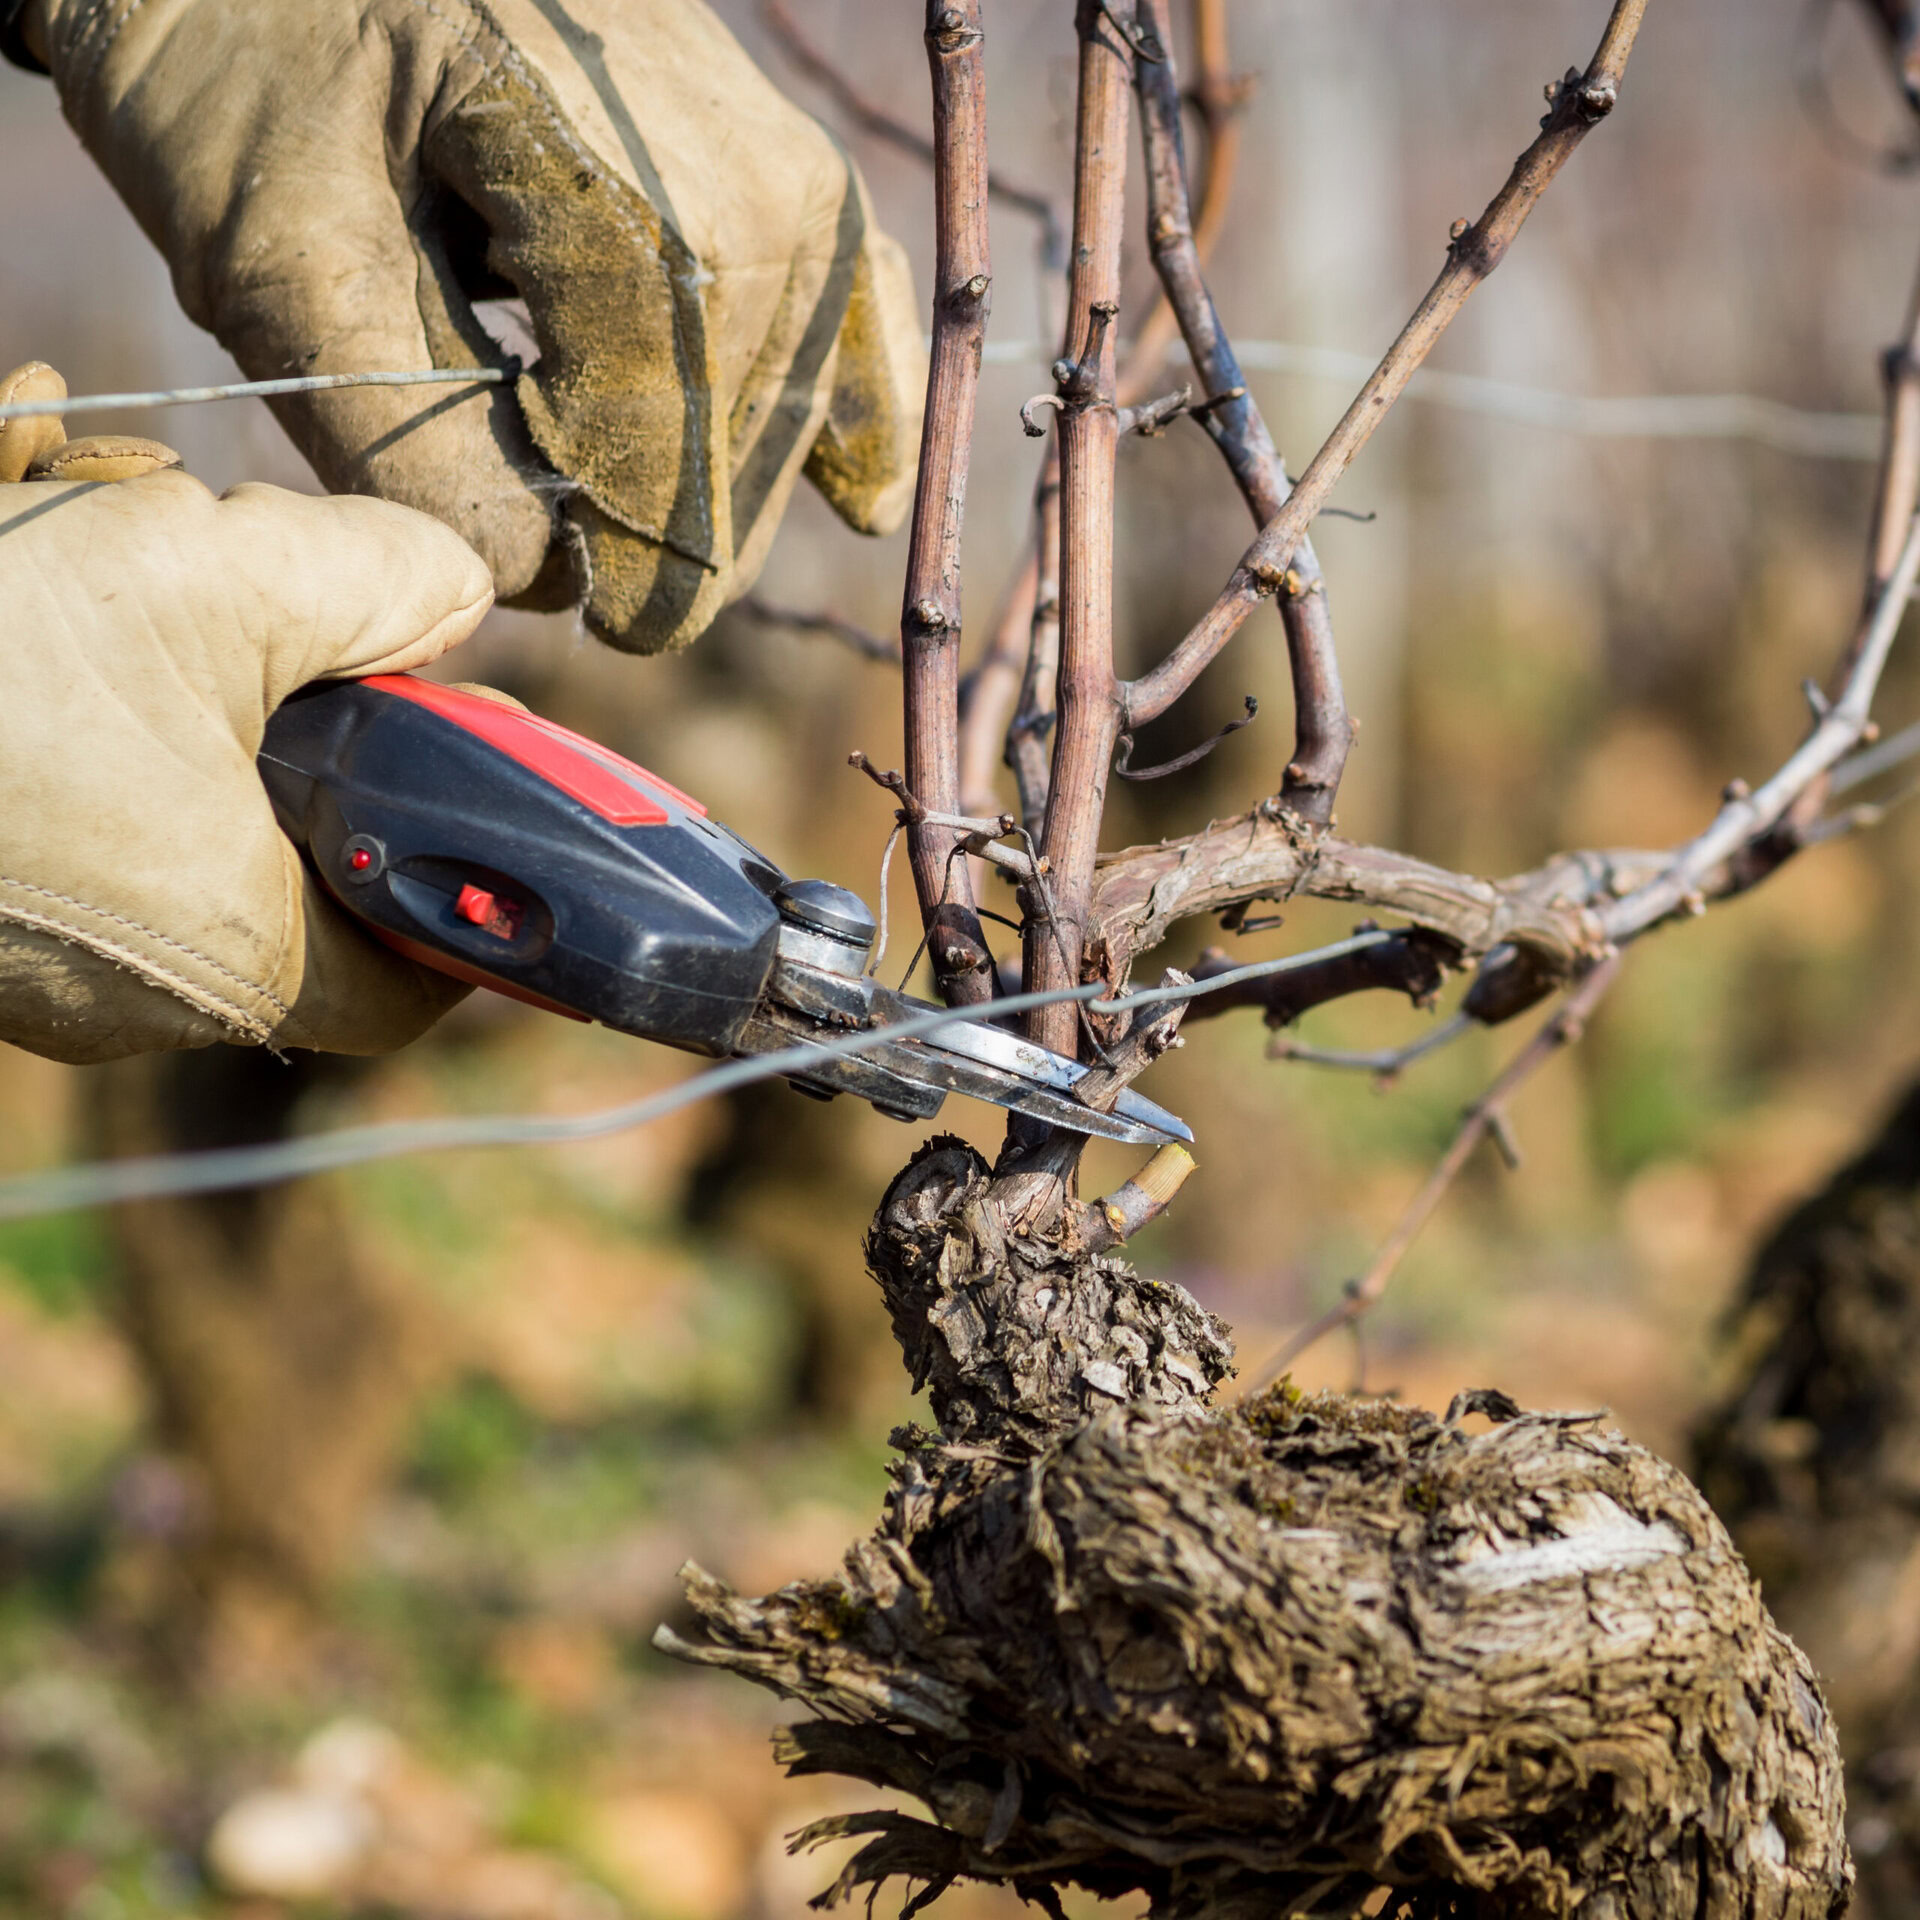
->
[0, 1212, 110, 1317]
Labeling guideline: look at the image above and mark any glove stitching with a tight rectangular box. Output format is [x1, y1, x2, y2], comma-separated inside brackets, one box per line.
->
[0, 902, 276, 1046]
[0, 878, 291, 1023]
[57, 0, 147, 119]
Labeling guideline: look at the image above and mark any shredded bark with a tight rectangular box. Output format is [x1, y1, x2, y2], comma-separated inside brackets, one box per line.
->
[661, 1139, 1850, 1918]
[865, 1137, 1235, 1446]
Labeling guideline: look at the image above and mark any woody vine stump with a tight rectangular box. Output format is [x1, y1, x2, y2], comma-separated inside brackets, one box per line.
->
[646, 0, 1920, 1907]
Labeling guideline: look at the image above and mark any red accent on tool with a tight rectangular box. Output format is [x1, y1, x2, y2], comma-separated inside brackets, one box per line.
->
[455, 882, 495, 926]
[454, 882, 524, 941]
[363, 676, 704, 824]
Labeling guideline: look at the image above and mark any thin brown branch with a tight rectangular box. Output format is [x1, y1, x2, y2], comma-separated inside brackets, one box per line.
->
[848, 753, 1042, 882]
[1124, 0, 1652, 728]
[739, 594, 901, 664]
[1023, 2, 1139, 1058]
[899, 0, 996, 1006]
[1247, 956, 1621, 1388]
[1074, 968, 1193, 1112]
[761, 0, 1067, 268]
[1178, 929, 1454, 1027]
[1088, 824, 1639, 987]
[1130, 0, 1353, 822]
[1599, 508, 1920, 944]
[957, 552, 1040, 819]
[1114, 384, 1194, 438]
[1113, 694, 1256, 780]
[1269, 1012, 1475, 1077]
[1116, 0, 1248, 409]
[1558, 245, 1920, 950]
[1008, 445, 1063, 843]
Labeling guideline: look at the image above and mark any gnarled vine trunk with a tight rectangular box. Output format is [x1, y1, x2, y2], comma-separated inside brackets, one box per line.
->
[663, 1142, 1851, 1920]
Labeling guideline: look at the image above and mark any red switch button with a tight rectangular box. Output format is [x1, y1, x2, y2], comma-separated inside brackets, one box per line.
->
[454, 883, 523, 941]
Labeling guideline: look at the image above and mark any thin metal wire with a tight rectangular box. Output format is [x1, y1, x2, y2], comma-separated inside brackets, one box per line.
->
[0, 366, 512, 421]
[1, 359, 1875, 458]
[1087, 933, 1388, 1014]
[978, 339, 1882, 459]
[0, 934, 1392, 1221]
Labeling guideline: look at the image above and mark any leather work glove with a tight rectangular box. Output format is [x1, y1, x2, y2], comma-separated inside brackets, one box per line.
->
[0, 361, 496, 1065]
[1858, 0, 1920, 103]
[13, 0, 924, 655]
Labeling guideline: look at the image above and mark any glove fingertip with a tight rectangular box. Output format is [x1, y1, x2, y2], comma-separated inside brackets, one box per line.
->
[0, 360, 67, 485]
[29, 435, 184, 483]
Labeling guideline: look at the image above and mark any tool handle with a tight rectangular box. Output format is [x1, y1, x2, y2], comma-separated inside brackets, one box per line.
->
[258, 675, 786, 1054]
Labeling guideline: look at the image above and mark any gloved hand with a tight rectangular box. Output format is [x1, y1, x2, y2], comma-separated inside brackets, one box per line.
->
[0, 362, 496, 1065]
[16, 0, 924, 654]
[1863, 0, 1920, 103]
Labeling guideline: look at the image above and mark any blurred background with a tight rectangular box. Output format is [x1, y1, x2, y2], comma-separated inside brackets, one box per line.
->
[4, 0, 1920, 1914]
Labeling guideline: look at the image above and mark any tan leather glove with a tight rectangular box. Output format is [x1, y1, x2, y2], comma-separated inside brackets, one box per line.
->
[0, 364, 496, 1064]
[20, 0, 924, 655]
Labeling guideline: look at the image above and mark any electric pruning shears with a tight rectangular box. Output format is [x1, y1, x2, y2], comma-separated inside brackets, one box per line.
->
[257, 675, 1191, 1148]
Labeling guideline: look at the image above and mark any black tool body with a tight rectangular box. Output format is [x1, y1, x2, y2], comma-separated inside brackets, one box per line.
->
[259, 675, 1197, 1149]
[259, 675, 786, 1055]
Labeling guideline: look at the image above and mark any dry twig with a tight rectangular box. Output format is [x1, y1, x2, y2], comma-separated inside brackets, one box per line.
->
[956, 553, 1040, 822]
[1868, 255, 1920, 600]
[1021, 1, 1141, 1059]
[1125, 0, 1652, 727]
[761, 0, 1067, 269]
[1131, 0, 1352, 822]
[1599, 509, 1920, 946]
[1269, 1012, 1476, 1077]
[1115, 0, 1248, 407]
[739, 594, 901, 664]
[1248, 957, 1622, 1388]
[1007, 447, 1063, 842]
[1180, 930, 1454, 1031]
[898, 0, 998, 1006]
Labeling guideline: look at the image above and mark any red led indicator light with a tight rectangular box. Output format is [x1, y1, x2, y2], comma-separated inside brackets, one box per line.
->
[349, 848, 373, 871]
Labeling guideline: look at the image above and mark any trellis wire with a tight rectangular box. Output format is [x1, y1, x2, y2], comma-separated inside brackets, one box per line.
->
[0, 366, 511, 421]
[0, 933, 1391, 1221]
[0, 358, 1878, 459]
[980, 339, 1881, 459]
